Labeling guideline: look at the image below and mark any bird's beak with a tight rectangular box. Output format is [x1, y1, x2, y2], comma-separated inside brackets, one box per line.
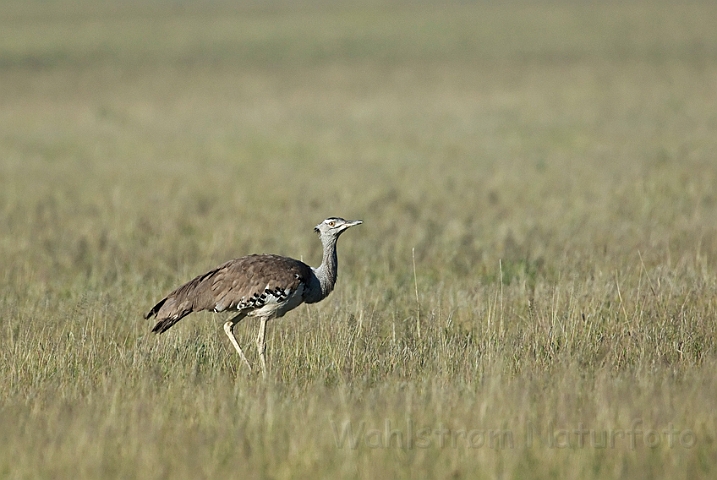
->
[338, 219, 362, 233]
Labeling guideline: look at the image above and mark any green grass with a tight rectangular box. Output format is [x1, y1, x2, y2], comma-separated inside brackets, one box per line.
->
[2, 0, 717, 478]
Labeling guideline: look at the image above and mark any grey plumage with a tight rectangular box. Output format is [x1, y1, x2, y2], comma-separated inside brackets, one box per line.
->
[145, 217, 362, 377]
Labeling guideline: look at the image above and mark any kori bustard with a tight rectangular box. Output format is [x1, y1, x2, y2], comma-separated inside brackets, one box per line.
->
[145, 217, 362, 378]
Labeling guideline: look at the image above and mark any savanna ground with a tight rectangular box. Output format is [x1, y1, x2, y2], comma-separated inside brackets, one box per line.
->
[2, 0, 717, 478]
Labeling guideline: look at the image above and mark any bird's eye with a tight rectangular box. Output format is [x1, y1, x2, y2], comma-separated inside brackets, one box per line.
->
[328, 221, 335, 227]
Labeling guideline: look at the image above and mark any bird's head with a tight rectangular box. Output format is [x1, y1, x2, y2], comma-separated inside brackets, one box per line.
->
[314, 217, 362, 239]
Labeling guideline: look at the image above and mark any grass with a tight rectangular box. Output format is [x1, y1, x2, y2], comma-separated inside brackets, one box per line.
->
[2, 0, 717, 478]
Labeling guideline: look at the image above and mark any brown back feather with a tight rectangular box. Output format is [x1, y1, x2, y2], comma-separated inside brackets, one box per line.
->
[146, 254, 312, 334]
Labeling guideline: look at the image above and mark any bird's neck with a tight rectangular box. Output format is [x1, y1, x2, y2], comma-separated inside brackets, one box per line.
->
[313, 236, 339, 301]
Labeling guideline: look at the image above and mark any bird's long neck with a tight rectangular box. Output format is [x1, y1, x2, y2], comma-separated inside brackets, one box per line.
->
[312, 235, 339, 301]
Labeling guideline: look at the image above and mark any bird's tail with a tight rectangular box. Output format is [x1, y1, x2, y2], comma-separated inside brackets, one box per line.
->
[145, 269, 217, 334]
[144, 298, 167, 320]
[150, 315, 185, 334]
[145, 296, 191, 334]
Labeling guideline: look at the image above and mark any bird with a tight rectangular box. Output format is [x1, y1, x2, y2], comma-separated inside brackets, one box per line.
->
[144, 217, 362, 378]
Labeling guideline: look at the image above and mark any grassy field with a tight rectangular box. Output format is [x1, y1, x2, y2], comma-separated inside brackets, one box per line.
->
[2, 0, 717, 478]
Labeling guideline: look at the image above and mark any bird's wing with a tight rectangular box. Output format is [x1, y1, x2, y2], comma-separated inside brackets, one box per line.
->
[146, 254, 312, 334]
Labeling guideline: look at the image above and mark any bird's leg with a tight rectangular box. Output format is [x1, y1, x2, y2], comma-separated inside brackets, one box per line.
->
[223, 315, 252, 372]
[256, 317, 268, 380]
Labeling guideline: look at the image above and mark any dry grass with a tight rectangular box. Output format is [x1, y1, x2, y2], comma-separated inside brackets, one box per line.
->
[2, 1, 717, 478]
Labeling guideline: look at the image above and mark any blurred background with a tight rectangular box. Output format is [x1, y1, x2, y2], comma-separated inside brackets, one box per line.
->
[3, 0, 716, 292]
